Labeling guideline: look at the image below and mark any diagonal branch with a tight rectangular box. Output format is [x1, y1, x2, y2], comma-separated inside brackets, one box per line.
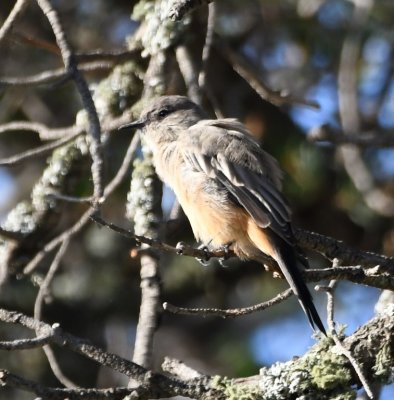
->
[0, 131, 81, 166]
[0, 0, 28, 45]
[218, 42, 320, 109]
[22, 134, 140, 276]
[0, 308, 219, 399]
[0, 61, 114, 87]
[35, 0, 104, 203]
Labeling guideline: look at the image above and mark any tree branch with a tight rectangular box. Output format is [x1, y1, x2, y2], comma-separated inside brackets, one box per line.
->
[308, 124, 394, 148]
[0, 131, 81, 166]
[0, 0, 28, 45]
[336, 0, 394, 217]
[36, 0, 104, 203]
[0, 306, 391, 399]
[90, 215, 394, 290]
[218, 42, 320, 109]
[0, 371, 132, 400]
[0, 308, 219, 399]
[129, 54, 165, 374]
[163, 288, 293, 318]
[294, 228, 394, 269]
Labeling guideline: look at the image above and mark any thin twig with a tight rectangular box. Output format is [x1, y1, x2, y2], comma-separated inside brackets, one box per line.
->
[75, 47, 141, 63]
[218, 42, 320, 109]
[0, 61, 114, 88]
[34, 239, 78, 388]
[34, 240, 69, 320]
[0, 121, 80, 140]
[308, 125, 394, 148]
[104, 133, 140, 195]
[90, 213, 229, 260]
[36, 0, 104, 203]
[0, 0, 28, 45]
[23, 134, 139, 275]
[175, 45, 202, 105]
[45, 193, 93, 203]
[0, 131, 81, 166]
[0, 334, 53, 350]
[198, 2, 216, 90]
[318, 279, 375, 399]
[0, 108, 133, 141]
[23, 209, 91, 275]
[163, 288, 293, 318]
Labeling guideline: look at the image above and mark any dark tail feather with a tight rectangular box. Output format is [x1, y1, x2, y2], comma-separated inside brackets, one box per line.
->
[271, 235, 326, 335]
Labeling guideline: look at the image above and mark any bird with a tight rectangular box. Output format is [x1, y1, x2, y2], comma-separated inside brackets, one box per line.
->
[124, 95, 325, 334]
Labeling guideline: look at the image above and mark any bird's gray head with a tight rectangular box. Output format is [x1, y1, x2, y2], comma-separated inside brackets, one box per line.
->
[123, 96, 205, 136]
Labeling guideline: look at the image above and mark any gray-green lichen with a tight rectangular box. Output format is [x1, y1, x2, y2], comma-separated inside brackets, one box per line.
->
[130, 0, 191, 57]
[126, 143, 162, 237]
[210, 334, 361, 400]
[31, 136, 89, 212]
[92, 62, 144, 117]
[374, 342, 393, 382]
[0, 137, 89, 276]
[0, 23, 146, 280]
[2, 137, 89, 235]
[211, 376, 263, 400]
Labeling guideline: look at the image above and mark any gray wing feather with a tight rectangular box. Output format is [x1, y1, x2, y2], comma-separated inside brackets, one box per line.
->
[184, 120, 293, 244]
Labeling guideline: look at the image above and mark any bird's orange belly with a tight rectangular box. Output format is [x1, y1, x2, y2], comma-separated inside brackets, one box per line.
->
[172, 178, 248, 246]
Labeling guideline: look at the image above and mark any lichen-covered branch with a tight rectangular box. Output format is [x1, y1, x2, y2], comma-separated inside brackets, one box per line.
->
[0, 306, 391, 399]
[294, 228, 394, 269]
[36, 0, 104, 203]
[127, 54, 166, 373]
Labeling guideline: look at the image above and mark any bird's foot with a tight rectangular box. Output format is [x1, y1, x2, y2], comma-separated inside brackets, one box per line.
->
[196, 243, 211, 267]
[218, 242, 233, 267]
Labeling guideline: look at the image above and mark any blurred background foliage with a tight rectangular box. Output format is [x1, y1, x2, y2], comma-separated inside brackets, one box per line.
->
[0, 0, 393, 399]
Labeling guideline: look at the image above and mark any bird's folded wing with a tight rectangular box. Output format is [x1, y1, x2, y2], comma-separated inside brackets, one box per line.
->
[184, 122, 294, 244]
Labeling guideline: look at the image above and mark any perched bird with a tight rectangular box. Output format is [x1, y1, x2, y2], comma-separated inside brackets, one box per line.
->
[124, 95, 325, 334]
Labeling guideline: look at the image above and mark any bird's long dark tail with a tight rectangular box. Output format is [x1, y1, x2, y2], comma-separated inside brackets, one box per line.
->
[269, 234, 326, 334]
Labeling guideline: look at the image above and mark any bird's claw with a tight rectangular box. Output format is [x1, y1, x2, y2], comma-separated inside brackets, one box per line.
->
[218, 242, 233, 267]
[176, 241, 186, 255]
[222, 242, 232, 259]
[196, 244, 210, 267]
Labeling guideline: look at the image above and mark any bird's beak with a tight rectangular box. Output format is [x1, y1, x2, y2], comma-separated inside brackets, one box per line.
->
[119, 118, 146, 130]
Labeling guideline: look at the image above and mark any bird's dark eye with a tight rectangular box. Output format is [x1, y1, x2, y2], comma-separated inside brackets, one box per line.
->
[158, 108, 170, 118]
